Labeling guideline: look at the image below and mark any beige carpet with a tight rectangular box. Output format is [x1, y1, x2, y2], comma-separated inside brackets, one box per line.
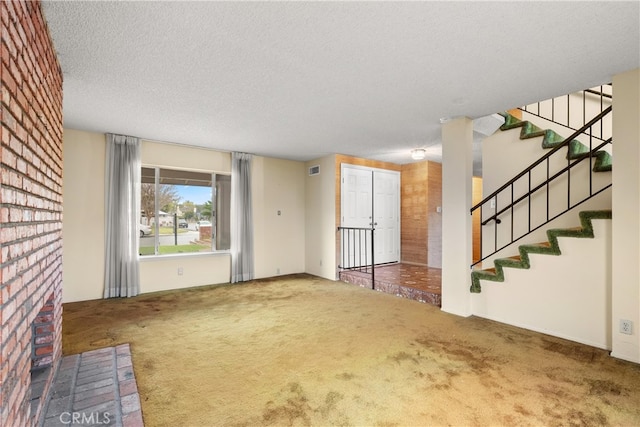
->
[62, 274, 640, 426]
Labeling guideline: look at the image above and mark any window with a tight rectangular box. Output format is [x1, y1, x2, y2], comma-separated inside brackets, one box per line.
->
[140, 167, 230, 256]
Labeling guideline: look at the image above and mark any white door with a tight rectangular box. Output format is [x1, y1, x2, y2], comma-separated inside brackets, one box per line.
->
[374, 170, 400, 264]
[341, 166, 373, 268]
[341, 165, 400, 267]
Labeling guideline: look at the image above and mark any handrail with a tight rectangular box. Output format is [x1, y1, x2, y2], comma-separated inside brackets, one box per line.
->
[520, 84, 611, 139]
[471, 105, 613, 267]
[473, 105, 612, 219]
[337, 226, 376, 289]
[482, 137, 611, 226]
[584, 88, 612, 99]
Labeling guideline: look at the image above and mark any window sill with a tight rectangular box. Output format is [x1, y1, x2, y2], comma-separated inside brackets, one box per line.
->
[139, 251, 230, 262]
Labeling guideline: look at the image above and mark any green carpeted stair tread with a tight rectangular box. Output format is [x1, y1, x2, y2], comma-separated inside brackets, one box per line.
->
[567, 140, 590, 159]
[593, 151, 613, 172]
[540, 129, 566, 149]
[499, 112, 524, 129]
[580, 150, 613, 172]
[470, 210, 612, 293]
[499, 113, 564, 148]
[566, 147, 613, 172]
[498, 112, 612, 173]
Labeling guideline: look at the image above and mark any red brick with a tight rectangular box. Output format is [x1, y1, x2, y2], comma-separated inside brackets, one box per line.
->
[34, 345, 53, 356]
[1, 2, 63, 425]
[1, 2, 8, 26]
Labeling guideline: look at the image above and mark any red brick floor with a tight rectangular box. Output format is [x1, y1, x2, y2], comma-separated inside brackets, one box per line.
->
[41, 344, 144, 427]
[339, 263, 442, 307]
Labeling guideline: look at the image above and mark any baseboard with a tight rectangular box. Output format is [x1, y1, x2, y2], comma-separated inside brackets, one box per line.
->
[610, 351, 640, 364]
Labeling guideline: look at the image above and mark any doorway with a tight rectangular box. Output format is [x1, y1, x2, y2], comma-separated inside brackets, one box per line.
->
[340, 164, 400, 266]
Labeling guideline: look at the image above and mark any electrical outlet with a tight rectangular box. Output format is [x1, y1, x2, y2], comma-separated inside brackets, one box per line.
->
[177, 267, 183, 276]
[276, 268, 280, 274]
[620, 319, 633, 335]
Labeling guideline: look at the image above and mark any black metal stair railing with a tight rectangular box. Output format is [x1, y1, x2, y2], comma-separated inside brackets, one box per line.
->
[520, 84, 611, 141]
[471, 106, 612, 268]
[337, 226, 375, 289]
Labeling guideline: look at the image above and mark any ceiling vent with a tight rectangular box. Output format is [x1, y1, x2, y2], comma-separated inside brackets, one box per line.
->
[309, 165, 320, 176]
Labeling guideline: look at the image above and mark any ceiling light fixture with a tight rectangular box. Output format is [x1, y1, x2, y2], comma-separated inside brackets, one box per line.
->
[411, 148, 426, 160]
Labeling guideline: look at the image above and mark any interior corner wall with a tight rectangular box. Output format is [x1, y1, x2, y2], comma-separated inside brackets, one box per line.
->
[611, 68, 640, 363]
[1, 1, 64, 424]
[305, 155, 337, 280]
[252, 156, 306, 279]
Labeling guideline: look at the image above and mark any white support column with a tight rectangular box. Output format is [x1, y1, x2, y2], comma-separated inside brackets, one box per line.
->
[441, 117, 474, 316]
[611, 68, 640, 363]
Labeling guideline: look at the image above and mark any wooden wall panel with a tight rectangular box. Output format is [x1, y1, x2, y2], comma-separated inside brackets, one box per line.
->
[472, 177, 483, 264]
[400, 162, 429, 264]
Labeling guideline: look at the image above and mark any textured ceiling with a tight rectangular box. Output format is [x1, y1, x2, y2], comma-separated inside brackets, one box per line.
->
[41, 1, 639, 168]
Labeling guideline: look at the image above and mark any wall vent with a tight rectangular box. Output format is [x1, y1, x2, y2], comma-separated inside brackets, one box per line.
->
[309, 165, 320, 176]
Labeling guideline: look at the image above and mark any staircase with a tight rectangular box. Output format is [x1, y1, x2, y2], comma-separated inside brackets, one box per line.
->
[471, 209, 611, 292]
[471, 103, 612, 269]
[499, 111, 612, 173]
[468, 86, 614, 349]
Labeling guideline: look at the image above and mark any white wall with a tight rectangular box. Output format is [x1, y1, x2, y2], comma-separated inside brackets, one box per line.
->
[611, 68, 640, 363]
[441, 117, 474, 316]
[63, 130, 306, 302]
[253, 156, 306, 279]
[305, 156, 337, 280]
[472, 219, 612, 349]
[62, 130, 107, 302]
[140, 253, 231, 294]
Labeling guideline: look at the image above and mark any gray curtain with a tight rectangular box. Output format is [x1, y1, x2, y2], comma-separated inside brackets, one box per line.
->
[230, 152, 254, 283]
[104, 134, 141, 298]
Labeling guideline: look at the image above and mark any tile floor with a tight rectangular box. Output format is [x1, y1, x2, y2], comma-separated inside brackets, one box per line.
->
[40, 344, 143, 427]
[339, 263, 442, 306]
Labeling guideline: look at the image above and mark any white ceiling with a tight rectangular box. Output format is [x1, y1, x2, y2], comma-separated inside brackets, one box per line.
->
[41, 1, 639, 169]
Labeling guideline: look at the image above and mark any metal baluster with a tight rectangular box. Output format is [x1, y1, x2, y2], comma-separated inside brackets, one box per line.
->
[546, 157, 550, 222]
[510, 183, 514, 243]
[371, 227, 375, 290]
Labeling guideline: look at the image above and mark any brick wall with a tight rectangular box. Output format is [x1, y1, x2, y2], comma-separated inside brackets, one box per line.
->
[1, 1, 64, 426]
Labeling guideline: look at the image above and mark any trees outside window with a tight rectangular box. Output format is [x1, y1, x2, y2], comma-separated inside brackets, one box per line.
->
[140, 167, 230, 256]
